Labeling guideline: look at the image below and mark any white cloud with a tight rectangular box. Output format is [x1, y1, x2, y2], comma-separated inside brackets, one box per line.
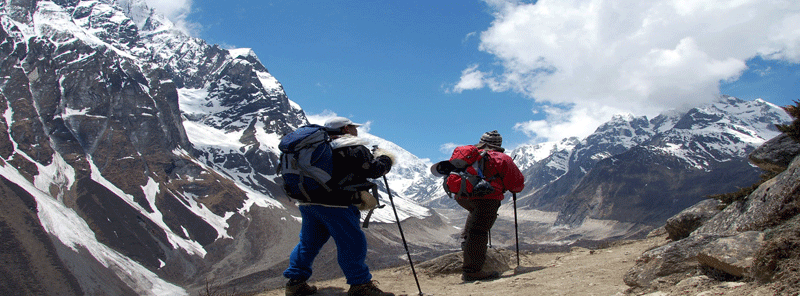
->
[513, 103, 623, 143]
[451, 65, 489, 93]
[460, 0, 800, 143]
[439, 142, 462, 155]
[450, 64, 511, 94]
[463, 31, 479, 43]
[144, 0, 199, 35]
[145, 0, 191, 19]
[305, 110, 338, 126]
[305, 111, 372, 133]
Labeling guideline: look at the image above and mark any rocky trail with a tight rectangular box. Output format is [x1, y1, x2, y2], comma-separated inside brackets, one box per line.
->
[252, 233, 778, 296]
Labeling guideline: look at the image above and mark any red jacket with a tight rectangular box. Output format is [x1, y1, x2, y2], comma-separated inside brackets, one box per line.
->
[446, 147, 525, 200]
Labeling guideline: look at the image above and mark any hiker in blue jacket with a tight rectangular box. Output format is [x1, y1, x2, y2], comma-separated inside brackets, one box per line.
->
[283, 117, 396, 296]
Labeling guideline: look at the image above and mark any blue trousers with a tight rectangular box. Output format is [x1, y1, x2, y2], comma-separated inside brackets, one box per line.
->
[283, 204, 372, 285]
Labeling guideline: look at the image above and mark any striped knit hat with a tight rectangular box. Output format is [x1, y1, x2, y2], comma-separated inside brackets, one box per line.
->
[476, 130, 504, 152]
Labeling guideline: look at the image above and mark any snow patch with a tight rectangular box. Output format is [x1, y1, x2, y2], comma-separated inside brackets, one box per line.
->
[87, 156, 207, 257]
[0, 161, 187, 296]
[182, 120, 244, 150]
[33, 153, 76, 202]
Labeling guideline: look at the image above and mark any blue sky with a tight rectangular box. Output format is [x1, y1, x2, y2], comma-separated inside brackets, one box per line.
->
[149, 0, 800, 162]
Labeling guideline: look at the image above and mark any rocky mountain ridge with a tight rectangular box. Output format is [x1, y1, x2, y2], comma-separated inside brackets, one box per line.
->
[255, 129, 800, 296]
[508, 97, 788, 228]
[624, 128, 800, 295]
[0, 1, 793, 295]
[1, 1, 452, 295]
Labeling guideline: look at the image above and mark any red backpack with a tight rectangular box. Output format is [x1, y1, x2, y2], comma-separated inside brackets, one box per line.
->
[444, 146, 496, 197]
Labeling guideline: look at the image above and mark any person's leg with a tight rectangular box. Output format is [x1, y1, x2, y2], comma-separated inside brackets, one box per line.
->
[320, 205, 372, 286]
[283, 205, 331, 281]
[456, 197, 476, 211]
[462, 199, 501, 274]
[456, 198, 476, 250]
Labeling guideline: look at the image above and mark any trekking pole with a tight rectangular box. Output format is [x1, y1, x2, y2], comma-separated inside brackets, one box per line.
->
[513, 192, 520, 267]
[383, 175, 423, 296]
[510, 155, 521, 267]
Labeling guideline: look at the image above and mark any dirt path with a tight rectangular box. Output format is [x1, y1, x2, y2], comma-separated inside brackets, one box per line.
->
[256, 235, 667, 296]
[255, 232, 787, 296]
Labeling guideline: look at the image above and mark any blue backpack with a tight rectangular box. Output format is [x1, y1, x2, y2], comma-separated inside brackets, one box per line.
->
[278, 125, 334, 202]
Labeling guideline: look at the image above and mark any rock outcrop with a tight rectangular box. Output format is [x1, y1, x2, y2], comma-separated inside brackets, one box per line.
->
[624, 131, 800, 294]
[696, 231, 764, 278]
[664, 199, 721, 240]
[749, 133, 800, 173]
[416, 248, 513, 276]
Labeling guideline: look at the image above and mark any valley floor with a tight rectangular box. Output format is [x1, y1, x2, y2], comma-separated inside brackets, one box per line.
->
[253, 233, 779, 296]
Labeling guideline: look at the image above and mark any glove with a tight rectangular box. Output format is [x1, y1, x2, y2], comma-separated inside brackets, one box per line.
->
[357, 191, 378, 211]
[373, 148, 396, 166]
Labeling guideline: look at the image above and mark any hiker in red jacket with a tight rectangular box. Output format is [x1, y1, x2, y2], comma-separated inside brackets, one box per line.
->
[457, 130, 525, 281]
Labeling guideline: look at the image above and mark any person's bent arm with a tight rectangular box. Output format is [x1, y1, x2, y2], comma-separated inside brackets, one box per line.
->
[501, 156, 525, 193]
[352, 146, 393, 179]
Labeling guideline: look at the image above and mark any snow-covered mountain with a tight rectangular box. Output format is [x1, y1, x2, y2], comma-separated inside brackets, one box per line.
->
[506, 96, 790, 230]
[0, 2, 450, 295]
[0, 1, 792, 295]
[410, 97, 789, 248]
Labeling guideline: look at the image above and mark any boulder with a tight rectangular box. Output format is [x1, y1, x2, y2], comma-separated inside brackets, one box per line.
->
[748, 133, 800, 173]
[693, 155, 800, 236]
[624, 234, 720, 288]
[673, 275, 713, 291]
[625, 132, 800, 293]
[664, 199, 722, 240]
[696, 231, 764, 277]
[416, 248, 512, 276]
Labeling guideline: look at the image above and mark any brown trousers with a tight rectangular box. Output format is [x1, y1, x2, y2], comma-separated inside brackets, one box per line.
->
[457, 198, 501, 273]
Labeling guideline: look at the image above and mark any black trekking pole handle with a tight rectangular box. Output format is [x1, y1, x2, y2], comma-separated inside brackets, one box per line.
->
[383, 175, 424, 296]
[513, 192, 520, 267]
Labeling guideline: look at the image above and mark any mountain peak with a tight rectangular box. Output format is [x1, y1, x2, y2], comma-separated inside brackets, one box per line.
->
[229, 48, 257, 59]
[2, 1, 796, 295]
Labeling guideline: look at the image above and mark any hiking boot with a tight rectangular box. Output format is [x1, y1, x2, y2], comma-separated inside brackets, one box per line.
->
[462, 270, 500, 282]
[347, 280, 394, 296]
[285, 279, 317, 296]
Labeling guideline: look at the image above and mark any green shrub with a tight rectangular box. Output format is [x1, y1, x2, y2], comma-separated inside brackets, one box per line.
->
[776, 100, 800, 144]
[707, 171, 777, 205]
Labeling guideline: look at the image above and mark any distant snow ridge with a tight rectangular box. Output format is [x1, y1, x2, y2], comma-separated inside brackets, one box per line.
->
[499, 95, 790, 217]
[399, 96, 789, 208]
[1, 0, 793, 295]
[648, 97, 787, 170]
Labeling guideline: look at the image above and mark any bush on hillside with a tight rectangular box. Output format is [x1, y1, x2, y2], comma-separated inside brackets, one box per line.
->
[776, 100, 800, 144]
[707, 171, 777, 205]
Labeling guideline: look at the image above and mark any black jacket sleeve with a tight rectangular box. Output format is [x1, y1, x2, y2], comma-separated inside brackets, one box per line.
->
[332, 145, 391, 182]
[354, 146, 393, 179]
[324, 145, 392, 205]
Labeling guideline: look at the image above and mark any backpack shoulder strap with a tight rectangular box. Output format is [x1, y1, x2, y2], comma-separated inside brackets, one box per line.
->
[477, 150, 501, 180]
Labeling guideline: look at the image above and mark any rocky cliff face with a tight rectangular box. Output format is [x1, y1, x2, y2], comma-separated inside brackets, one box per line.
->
[0, 2, 456, 295]
[2, 1, 253, 294]
[0, 1, 793, 295]
[624, 129, 800, 295]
